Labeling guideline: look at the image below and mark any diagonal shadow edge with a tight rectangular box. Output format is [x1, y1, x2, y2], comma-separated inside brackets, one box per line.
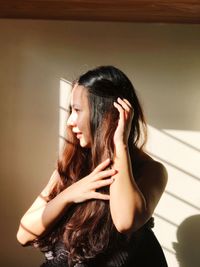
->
[59, 105, 70, 113]
[161, 245, 176, 255]
[146, 151, 200, 182]
[165, 190, 200, 211]
[154, 213, 178, 228]
[157, 128, 200, 153]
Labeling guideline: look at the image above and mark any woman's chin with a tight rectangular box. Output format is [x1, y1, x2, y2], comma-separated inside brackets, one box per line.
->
[79, 138, 91, 148]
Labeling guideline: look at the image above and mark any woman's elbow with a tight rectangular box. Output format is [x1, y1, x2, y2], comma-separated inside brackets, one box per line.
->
[114, 217, 147, 235]
[16, 228, 36, 246]
[16, 230, 28, 246]
[114, 217, 135, 235]
[114, 207, 148, 234]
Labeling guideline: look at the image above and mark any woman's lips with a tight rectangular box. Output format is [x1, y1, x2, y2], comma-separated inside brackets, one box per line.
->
[76, 133, 82, 139]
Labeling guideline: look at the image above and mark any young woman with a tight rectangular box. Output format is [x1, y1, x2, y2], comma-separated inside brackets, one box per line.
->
[17, 66, 168, 267]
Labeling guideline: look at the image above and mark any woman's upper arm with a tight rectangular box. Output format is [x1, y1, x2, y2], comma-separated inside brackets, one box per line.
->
[137, 161, 168, 219]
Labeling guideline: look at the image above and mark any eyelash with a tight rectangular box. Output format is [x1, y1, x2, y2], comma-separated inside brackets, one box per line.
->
[69, 107, 80, 113]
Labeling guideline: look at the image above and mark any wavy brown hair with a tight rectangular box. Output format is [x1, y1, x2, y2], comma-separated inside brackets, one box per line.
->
[35, 66, 147, 266]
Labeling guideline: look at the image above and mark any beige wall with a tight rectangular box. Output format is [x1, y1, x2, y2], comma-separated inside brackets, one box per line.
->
[0, 19, 199, 267]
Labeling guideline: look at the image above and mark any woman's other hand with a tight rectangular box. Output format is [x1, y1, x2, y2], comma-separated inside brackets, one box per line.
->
[113, 98, 134, 146]
[63, 158, 116, 204]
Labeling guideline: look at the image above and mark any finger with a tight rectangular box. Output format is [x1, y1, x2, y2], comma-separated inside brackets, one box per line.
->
[92, 192, 110, 200]
[122, 98, 132, 108]
[123, 99, 134, 119]
[113, 101, 125, 123]
[93, 158, 111, 174]
[113, 101, 125, 115]
[94, 169, 117, 181]
[93, 177, 115, 189]
[117, 97, 131, 112]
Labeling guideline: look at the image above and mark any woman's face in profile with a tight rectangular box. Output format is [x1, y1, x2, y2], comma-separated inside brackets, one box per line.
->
[67, 84, 92, 148]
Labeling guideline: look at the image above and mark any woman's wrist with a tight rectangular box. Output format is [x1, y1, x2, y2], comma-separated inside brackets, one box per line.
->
[59, 188, 74, 207]
[114, 141, 128, 154]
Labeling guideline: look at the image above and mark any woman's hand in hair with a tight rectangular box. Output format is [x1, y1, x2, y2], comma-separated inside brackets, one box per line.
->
[64, 159, 116, 204]
[113, 98, 134, 146]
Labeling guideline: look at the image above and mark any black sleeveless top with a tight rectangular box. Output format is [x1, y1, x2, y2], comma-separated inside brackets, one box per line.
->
[39, 217, 168, 267]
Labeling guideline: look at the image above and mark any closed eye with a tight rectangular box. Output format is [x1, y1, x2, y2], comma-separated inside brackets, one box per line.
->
[70, 104, 82, 113]
[74, 108, 81, 112]
[68, 106, 80, 113]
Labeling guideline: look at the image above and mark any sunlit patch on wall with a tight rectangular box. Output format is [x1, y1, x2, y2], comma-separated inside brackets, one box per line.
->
[59, 78, 72, 152]
[146, 125, 200, 267]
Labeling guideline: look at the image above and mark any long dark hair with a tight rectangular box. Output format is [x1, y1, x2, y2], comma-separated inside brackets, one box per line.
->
[36, 66, 147, 266]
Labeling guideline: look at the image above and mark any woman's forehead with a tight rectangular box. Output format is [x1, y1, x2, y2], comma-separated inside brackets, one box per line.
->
[71, 84, 88, 105]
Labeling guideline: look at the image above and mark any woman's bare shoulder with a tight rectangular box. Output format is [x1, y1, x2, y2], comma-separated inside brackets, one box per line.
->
[136, 150, 168, 184]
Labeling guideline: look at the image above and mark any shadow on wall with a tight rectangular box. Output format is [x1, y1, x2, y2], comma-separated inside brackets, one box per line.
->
[173, 215, 200, 267]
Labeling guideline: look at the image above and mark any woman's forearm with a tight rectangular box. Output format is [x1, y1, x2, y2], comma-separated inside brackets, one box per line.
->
[16, 189, 73, 245]
[109, 143, 146, 233]
[17, 160, 117, 246]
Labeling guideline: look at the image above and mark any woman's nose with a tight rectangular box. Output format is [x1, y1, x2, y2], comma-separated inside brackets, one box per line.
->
[67, 113, 76, 127]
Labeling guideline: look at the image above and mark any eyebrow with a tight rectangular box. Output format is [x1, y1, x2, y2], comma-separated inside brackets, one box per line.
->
[70, 104, 82, 109]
